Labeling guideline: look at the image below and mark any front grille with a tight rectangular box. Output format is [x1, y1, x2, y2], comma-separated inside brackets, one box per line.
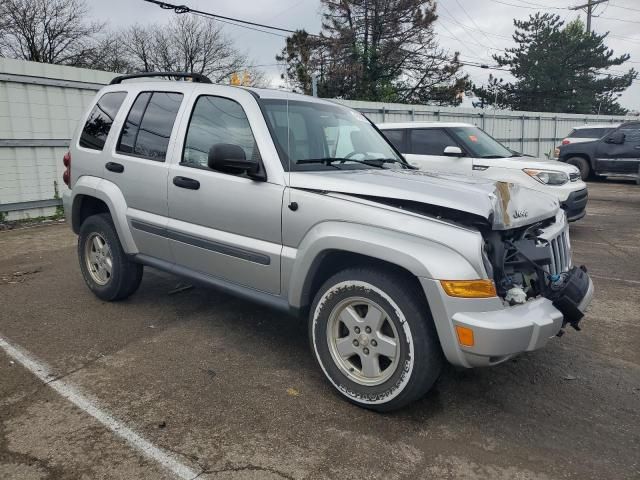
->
[537, 218, 572, 275]
[569, 172, 581, 182]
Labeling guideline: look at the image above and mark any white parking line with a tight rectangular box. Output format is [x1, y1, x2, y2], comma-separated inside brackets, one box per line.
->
[0, 335, 200, 480]
[590, 274, 640, 285]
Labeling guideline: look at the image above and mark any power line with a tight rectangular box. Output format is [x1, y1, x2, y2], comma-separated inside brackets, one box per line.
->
[190, 12, 288, 37]
[570, 0, 609, 34]
[487, 0, 567, 10]
[454, 0, 502, 50]
[438, 2, 494, 53]
[142, 0, 320, 37]
[141, 0, 636, 82]
[608, 2, 640, 12]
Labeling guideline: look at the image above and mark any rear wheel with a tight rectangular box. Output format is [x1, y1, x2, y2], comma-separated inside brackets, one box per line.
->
[567, 157, 591, 181]
[78, 213, 143, 301]
[309, 267, 442, 412]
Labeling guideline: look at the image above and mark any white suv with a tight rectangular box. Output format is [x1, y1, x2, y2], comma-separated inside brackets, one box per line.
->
[378, 122, 588, 222]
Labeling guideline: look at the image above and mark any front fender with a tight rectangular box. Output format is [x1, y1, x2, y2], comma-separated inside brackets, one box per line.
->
[71, 176, 138, 254]
[286, 221, 485, 309]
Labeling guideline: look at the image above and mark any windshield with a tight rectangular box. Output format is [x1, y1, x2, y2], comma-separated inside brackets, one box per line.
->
[448, 126, 513, 159]
[261, 99, 406, 171]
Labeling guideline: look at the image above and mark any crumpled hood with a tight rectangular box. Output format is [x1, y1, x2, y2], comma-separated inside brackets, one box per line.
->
[289, 169, 559, 230]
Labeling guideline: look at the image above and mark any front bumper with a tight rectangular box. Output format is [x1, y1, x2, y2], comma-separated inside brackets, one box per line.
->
[452, 298, 563, 367]
[561, 188, 588, 222]
[421, 276, 594, 368]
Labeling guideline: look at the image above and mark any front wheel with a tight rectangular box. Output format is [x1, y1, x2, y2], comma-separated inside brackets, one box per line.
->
[309, 267, 442, 411]
[567, 157, 591, 181]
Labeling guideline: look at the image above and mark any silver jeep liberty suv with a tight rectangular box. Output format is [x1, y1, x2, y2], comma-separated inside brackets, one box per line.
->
[62, 72, 594, 411]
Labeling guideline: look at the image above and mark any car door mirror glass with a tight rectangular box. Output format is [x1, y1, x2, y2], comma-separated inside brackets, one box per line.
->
[208, 143, 263, 179]
[443, 145, 463, 156]
[605, 132, 625, 144]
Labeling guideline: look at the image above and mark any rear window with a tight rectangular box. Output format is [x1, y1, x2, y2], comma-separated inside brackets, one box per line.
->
[117, 91, 183, 161]
[567, 127, 613, 139]
[382, 129, 406, 152]
[79, 92, 127, 150]
[410, 129, 456, 156]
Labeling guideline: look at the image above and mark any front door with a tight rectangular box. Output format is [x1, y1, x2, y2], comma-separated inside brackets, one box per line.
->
[596, 123, 640, 175]
[403, 128, 473, 175]
[167, 93, 284, 294]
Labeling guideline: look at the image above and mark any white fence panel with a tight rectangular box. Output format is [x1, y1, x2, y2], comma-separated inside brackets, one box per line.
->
[0, 59, 635, 220]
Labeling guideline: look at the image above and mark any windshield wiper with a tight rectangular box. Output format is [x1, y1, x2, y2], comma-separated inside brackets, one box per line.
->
[368, 158, 414, 169]
[296, 157, 385, 168]
[479, 154, 508, 159]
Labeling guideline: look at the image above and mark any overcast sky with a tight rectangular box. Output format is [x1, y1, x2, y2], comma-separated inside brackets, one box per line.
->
[89, 0, 640, 112]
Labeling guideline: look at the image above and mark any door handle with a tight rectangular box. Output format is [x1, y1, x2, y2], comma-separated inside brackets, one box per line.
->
[105, 162, 124, 173]
[173, 176, 200, 190]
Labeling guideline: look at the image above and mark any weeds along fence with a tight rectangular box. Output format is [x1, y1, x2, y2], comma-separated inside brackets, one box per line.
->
[0, 58, 635, 220]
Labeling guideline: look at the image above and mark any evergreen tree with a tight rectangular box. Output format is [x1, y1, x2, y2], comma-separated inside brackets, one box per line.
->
[277, 0, 469, 104]
[473, 13, 636, 114]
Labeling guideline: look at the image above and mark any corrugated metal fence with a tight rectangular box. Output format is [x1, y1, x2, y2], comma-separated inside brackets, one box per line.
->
[0, 58, 635, 220]
[0, 58, 115, 220]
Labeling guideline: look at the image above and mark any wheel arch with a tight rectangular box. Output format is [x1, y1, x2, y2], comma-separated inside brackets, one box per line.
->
[563, 152, 594, 169]
[287, 221, 483, 312]
[296, 249, 428, 317]
[70, 176, 138, 254]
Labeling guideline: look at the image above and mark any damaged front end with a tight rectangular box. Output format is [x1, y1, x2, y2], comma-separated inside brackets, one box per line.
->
[483, 211, 593, 332]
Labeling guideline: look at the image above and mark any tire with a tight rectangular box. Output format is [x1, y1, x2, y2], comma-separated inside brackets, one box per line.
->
[567, 157, 591, 181]
[309, 267, 443, 412]
[78, 213, 143, 301]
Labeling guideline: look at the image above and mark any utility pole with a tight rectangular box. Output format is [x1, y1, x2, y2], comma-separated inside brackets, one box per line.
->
[569, 0, 608, 34]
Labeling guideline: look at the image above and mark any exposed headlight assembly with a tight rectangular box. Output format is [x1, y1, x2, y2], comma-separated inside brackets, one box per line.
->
[523, 168, 569, 186]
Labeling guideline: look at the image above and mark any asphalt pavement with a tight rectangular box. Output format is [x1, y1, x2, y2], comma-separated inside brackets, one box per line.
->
[0, 180, 638, 480]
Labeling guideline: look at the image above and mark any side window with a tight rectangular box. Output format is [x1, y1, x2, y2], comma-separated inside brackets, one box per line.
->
[116, 92, 183, 161]
[79, 92, 127, 150]
[620, 125, 640, 144]
[410, 129, 456, 156]
[382, 129, 406, 152]
[183, 95, 259, 168]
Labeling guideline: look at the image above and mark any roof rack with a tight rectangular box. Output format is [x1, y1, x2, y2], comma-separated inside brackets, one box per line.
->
[109, 72, 212, 85]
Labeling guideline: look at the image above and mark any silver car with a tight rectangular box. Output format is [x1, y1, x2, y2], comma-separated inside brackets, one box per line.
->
[62, 73, 594, 411]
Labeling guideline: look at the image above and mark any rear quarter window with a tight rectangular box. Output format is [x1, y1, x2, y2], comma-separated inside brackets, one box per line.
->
[568, 128, 613, 138]
[79, 92, 127, 150]
[116, 91, 184, 161]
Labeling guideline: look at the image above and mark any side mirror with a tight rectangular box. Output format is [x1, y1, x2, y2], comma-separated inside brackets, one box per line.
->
[443, 145, 463, 157]
[605, 131, 625, 144]
[208, 144, 265, 180]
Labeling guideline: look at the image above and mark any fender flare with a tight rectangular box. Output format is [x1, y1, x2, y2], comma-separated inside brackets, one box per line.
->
[287, 221, 483, 309]
[71, 176, 138, 254]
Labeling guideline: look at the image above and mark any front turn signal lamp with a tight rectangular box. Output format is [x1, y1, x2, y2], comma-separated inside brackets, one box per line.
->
[440, 279, 497, 298]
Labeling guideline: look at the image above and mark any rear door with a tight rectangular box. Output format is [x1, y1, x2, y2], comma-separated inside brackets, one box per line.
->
[103, 89, 187, 261]
[404, 128, 473, 175]
[596, 123, 640, 175]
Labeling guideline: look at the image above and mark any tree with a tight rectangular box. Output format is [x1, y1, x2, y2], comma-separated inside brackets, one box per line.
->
[277, 0, 468, 104]
[0, 0, 102, 65]
[116, 16, 266, 86]
[473, 13, 637, 114]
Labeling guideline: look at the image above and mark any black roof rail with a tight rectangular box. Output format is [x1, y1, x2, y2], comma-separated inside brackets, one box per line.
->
[109, 72, 212, 85]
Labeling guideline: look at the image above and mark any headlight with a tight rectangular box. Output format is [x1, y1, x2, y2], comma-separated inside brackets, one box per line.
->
[523, 168, 569, 186]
